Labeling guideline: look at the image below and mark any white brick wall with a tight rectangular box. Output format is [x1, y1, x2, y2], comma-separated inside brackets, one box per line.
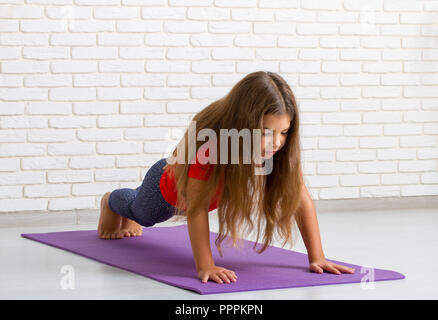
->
[0, 1, 437, 217]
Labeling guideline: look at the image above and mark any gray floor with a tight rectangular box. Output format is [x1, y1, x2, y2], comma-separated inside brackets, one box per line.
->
[1, 207, 437, 300]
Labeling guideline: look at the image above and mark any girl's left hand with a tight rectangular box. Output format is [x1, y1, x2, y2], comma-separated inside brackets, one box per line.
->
[309, 258, 355, 275]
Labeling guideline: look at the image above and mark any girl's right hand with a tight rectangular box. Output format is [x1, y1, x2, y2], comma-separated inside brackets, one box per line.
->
[198, 265, 238, 284]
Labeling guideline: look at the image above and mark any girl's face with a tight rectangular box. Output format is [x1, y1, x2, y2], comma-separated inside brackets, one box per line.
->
[260, 114, 291, 159]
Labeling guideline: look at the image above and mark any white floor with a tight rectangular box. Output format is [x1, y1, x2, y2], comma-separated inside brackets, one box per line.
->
[1, 207, 437, 300]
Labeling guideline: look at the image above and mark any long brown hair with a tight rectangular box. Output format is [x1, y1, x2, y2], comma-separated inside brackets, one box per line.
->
[164, 71, 304, 257]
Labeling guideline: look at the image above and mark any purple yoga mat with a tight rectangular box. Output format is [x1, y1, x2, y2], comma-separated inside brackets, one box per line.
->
[21, 224, 405, 295]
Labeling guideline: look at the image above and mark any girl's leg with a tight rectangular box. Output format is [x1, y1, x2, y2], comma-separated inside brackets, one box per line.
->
[97, 192, 126, 240]
[107, 157, 175, 228]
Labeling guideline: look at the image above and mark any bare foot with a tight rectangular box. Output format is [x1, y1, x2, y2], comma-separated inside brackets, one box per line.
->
[97, 192, 125, 240]
[121, 217, 143, 237]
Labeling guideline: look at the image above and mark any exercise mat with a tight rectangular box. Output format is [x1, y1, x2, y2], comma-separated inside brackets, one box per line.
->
[21, 224, 405, 295]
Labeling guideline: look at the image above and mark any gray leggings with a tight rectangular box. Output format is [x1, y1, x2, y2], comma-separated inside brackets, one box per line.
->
[108, 157, 177, 227]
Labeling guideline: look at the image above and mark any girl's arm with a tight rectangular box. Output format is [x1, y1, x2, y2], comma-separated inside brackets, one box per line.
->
[295, 185, 324, 261]
[296, 183, 355, 275]
[186, 177, 237, 283]
[186, 203, 215, 271]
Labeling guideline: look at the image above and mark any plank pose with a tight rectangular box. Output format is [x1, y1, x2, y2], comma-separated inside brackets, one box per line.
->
[97, 71, 355, 284]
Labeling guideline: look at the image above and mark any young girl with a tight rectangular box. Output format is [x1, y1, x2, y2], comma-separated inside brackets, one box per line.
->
[97, 71, 355, 284]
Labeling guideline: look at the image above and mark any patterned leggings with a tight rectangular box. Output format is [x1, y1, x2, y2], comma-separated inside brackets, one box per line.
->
[108, 157, 176, 227]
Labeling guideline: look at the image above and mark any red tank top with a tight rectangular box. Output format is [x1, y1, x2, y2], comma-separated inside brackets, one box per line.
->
[159, 141, 224, 212]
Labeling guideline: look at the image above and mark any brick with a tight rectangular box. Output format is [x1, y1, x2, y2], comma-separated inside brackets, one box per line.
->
[0, 158, 20, 172]
[0, 20, 18, 32]
[215, 0, 256, 8]
[0, 116, 48, 129]
[167, 74, 210, 86]
[191, 61, 235, 73]
[95, 168, 140, 181]
[124, 127, 172, 140]
[321, 87, 360, 99]
[209, 21, 252, 33]
[97, 115, 143, 128]
[234, 34, 275, 47]
[25, 75, 72, 88]
[97, 88, 143, 100]
[22, 157, 69, 170]
[280, 61, 320, 73]
[144, 87, 189, 100]
[163, 21, 207, 33]
[0, 5, 44, 18]
[94, 7, 139, 19]
[278, 35, 318, 47]
[72, 182, 119, 196]
[301, 0, 342, 10]
[145, 61, 190, 72]
[50, 34, 96, 46]
[49, 88, 96, 101]
[121, 74, 165, 87]
[116, 154, 158, 167]
[117, 20, 161, 33]
[77, 128, 122, 141]
[0, 75, 22, 88]
[0, 172, 45, 185]
[0, 186, 22, 199]
[22, 47, 69, 60]
[363, 111, 403, 123]
[120, 101, 166, 114]
[46, 6, 92, 19]
[0, 129, 26, 142]
[99, 61, 145, 73]
[297, 23, 338, 35]
[52, 61, 98, 73]
[74, 74, 119, 87]
[122, 0, 167, 6]
[24, 184, 71, 198]
[211, 48, 254, 60]
[98, 33, 143, 46]
[48, 170, 93, 183]
[236, 61, 277, 73]
[20, 19, 68, 33]
[191, 87, 229, 99]
[0, 34, 48, 46]
[26, 101, 71, 115]
[70, 20, 115, 33]
[257, 48, 299, 60]
[187, 7, 229, 20]
[344, 0, 382, 11]
[119, 47, 165, 59]
[2, 61, 49, 74]
[384, 0, 422, 11]
[48, 197, 95, 211]
[76, 0, 119, 4]
[260, 0, 299, 9]
[0, 198, 47, 212]
[97, 142, 143, 154]
[47, 143, 94, 156]
[27, 129, 75, 142]
[69, 156, 115, 169]
[145, 33, 189, 47]
[141, 7, 186, 19]
[73, 102, 118, 115]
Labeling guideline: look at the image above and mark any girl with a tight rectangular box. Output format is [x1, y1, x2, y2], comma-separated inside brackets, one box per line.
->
[97, 71, 355, 284]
